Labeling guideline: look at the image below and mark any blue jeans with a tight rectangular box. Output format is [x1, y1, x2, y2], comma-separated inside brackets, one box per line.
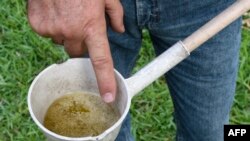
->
[108, 0, 242, 141]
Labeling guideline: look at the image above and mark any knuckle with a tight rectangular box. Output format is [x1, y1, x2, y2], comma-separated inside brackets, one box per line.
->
[83, 24, 100, 40]
[83, 22, 106, 40]
[107, 5, 123, 19]
[61, 25, 78, 39]
[92, 56, 110, 69]
[30, 23, 48, 36]
[62, 29, 74, 39]
[27, 15, 51, 37]
[27, 14, 40, 32]
[61, 23, 83, 40]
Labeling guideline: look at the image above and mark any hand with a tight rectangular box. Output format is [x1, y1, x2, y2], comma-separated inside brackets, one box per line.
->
[28, 0, 124, 103]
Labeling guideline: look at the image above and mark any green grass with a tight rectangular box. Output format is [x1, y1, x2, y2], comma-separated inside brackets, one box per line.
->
[0, 1, 249, 141]
[130, 32, 176, 141]
[230, 28, 250, 124]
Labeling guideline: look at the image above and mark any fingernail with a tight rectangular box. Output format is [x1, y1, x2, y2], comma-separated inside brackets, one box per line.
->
[103, 93, 114, 103]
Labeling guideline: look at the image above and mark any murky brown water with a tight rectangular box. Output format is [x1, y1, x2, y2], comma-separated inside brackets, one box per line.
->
[43, 92, 119, 137]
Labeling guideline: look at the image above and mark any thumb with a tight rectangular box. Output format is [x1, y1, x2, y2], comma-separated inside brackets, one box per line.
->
[105, 0, 125, 33]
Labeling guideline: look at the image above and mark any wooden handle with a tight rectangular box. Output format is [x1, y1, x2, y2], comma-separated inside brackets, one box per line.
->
[183, 0, 250, 52]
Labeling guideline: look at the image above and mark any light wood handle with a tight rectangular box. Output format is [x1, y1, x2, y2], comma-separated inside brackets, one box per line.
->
[183, 0, 250, 52]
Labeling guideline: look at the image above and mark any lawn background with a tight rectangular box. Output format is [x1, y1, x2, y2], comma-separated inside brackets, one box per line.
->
[0, 1, 249, 141]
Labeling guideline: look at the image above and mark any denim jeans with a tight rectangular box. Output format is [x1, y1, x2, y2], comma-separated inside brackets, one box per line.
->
[108, 0, 242, 141]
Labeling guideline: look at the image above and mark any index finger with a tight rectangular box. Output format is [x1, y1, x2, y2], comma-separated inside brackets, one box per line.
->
[84, 25, 116, 103]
